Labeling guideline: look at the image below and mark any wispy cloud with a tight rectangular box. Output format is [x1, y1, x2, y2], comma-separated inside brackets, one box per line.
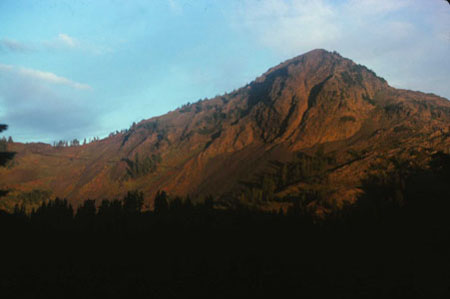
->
[230, 0, 418, 57]
[228, 0, 450, 99]
[231, 0, 340, 56]
[0, 64, 91, 90]
[345, 0, 408, 15]
[0, 38, 34, 53]
[0, 33, 113, 55]
[57, 33, 78, 48]
[0, 64, 98, 142]
[51, 33, 113, 54]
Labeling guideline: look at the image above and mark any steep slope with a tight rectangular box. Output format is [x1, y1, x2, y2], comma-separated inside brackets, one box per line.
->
[1, 49, 449, 210]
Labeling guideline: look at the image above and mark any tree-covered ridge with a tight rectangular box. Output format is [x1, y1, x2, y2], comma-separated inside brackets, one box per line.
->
[4, 150, 450, 228]
[122, 153, 162, 179]
[238, 149, 334, 205]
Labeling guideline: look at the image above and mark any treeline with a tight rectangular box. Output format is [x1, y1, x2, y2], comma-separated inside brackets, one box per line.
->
[122, 153, 162, 179]
[52, 137, 100, 147]
[51, 128, 131, 148]
[0, 136, 13, 154]
[241, 149, 334, 202]
[1, 152, 450, 298]
[0, 136, 13, 144]
[9, 147, 447, 230]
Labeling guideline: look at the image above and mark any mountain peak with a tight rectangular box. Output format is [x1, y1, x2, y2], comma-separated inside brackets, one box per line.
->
[3, 49, 449, 208]
[241, 50, 389, 146]
[259, 49, 385, 86]
[295, 48, 337, 60]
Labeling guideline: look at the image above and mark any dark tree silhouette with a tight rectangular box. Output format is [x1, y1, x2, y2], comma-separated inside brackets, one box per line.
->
[75, 199, 97, 229]
[0, 124, 15, 197]
[154, 190, 168, 214]
[123, 190, 144, 214]
[1, 152, 450, 298]
[0, 125, 15, 166]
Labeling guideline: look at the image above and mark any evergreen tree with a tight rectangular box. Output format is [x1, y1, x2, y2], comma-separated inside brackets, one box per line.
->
[76, 199, 97, 220]
[123, 190, 144, 215]
[0, 124, 15, 197]
[204, 195, 214, 209]
[154, 190, 168, 215]
[169, 196, 183, 211]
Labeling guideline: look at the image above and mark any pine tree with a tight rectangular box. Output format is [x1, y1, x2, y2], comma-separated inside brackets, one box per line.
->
[123, 190, 144, 215]
[0, 124, 15, 197]
[154, 190, 168, 215]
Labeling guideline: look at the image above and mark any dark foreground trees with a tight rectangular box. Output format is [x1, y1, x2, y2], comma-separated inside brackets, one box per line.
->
[0, 124, 15, 197]
[1, 153, 450, 298]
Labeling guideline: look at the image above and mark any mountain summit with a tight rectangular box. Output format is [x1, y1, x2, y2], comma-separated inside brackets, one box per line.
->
[2, 49, 450, 210]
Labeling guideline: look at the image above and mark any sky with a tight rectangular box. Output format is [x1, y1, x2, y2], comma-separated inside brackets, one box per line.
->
[0, 0, 449, 143]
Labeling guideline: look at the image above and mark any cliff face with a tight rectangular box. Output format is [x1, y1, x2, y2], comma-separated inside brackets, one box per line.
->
[1, 49, 450, 209]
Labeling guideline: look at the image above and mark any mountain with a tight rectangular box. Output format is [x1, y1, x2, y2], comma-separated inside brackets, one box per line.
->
[1, 49, 450, 211]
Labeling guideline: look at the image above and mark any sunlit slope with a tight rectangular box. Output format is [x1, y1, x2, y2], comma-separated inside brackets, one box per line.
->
[2, 49, 449, 208]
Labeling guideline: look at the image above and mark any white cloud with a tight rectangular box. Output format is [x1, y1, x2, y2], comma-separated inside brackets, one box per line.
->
[0, 64, 91, 90]
[230, 0, 419, 57]
[43, 34, 112, 55]
[58, 33, 78, 48]
[231, 0, 340, 57]
[44, 33, 79, 50]
[0, 65, 98, 143]
[227, 0, 450, 99]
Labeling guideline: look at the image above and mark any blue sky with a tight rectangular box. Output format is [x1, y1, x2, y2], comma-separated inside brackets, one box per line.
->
[0, 0, 449, 143]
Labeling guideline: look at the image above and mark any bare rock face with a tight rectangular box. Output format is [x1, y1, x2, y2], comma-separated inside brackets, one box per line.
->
[1, 49, 449, 209]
